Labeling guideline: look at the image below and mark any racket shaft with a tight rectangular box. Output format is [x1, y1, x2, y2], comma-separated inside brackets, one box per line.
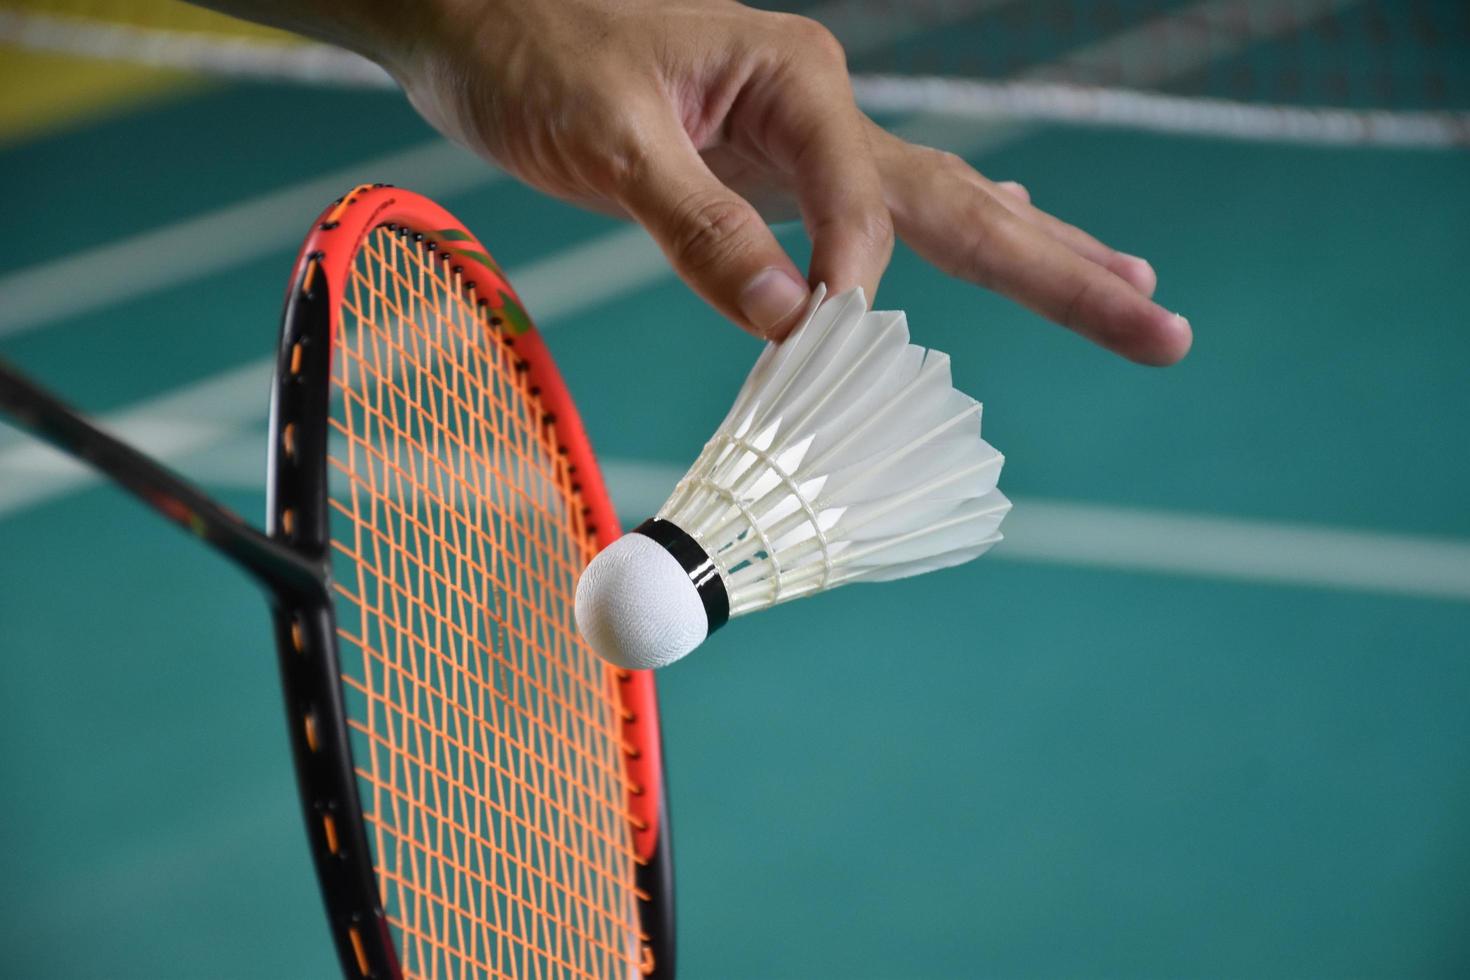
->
[0, 359, 320, 595]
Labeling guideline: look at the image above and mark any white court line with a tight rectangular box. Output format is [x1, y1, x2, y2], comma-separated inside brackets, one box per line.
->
[595, 461, 1470, 602]
[0, 417, 236, 514]
[0, 140, 495, 341]
[0, 222, 674, 506]
[56, 445, 1470, 602]
[1001, 499, 1470, 602]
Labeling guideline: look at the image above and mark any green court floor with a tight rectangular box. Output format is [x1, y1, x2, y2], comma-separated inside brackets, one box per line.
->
[2, 65, 1469, 980]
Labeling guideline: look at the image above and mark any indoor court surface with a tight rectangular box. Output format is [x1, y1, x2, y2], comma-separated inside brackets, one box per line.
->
[2, 2, 1469, 978]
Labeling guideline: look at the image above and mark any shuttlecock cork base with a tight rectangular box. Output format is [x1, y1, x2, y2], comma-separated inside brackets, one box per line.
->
[576, 285, 1010, 671]
[574, 519, 730, 670]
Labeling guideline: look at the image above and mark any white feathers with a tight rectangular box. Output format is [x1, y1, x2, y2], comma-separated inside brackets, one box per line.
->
[663, 284, 1009, 608]
[575, 285, 1010, 669]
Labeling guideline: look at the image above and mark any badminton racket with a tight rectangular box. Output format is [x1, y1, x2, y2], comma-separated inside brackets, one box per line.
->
[0, 184, 673, 979]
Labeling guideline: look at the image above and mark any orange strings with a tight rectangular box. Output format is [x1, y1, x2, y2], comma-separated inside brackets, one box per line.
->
[330, 228, 640, 979]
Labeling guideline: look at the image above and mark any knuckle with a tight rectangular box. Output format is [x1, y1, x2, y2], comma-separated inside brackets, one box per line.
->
[601, 146, 652, 196]
[942, 241, 988, 286]
[928, 148, 969, 177]
[1060, 277, 1101, 331]
[807, 205, 894, 265]
[781, 15, 847, 65]
[595, 120, 660, 194]
[851, 207, 895, 257]
[1000, 179, 1031, 203]
[869, 208, 897, 249]
[949, 246, 994, 288]
[947, 203, 1016, 287]
[670, 193, 759, 272]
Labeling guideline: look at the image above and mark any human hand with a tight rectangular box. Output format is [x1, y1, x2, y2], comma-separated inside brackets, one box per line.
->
[353, 0, 1192, 362]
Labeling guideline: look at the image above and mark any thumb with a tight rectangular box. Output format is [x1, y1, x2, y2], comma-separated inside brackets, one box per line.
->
[613, 120, 810, 339]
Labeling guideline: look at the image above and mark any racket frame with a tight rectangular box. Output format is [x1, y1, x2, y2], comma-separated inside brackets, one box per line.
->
[267, 184, 674, 978]
[0, 184, 674, 979]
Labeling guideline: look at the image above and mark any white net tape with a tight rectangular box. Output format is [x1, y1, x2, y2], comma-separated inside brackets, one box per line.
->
[2, 8, 1467, 149]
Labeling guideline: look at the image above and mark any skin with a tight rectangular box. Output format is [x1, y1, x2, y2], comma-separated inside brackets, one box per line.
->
[198, 0, 1192, 364]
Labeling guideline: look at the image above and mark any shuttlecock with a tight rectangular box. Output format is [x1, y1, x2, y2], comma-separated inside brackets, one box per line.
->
[576, 286, 1010, 670]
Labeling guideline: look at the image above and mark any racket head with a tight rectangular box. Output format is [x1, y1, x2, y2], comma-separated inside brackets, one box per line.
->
[267, 185, 671, 979]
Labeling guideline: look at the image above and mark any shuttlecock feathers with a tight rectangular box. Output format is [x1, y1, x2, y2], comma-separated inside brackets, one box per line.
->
[576, 285, 1010, 669]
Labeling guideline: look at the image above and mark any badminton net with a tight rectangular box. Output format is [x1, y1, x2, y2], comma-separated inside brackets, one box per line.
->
[1, 0, 1467, 147]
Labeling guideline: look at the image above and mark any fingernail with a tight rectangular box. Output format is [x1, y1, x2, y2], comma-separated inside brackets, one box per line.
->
[739, 268, 808, 337]
[1137, 312, 1192, 366]
[1120, 254, 1157, 296]
[997, 180, 1030, 202]
[1168, 312, 1193, 359]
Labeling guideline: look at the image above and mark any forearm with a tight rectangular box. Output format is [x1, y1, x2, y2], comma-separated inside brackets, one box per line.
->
[186, 0, 444, 71]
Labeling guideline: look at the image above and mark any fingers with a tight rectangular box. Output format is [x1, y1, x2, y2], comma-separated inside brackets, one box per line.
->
[961, 207, 1191, 365]
[874, 134, 1190, 365]
[897, 159, 1189, 365]
[956, 208, 1191, 365]
[795, 108, 893, 309]
[995, 180, 1030, 203]
[983, 177, 1158, 298]
[741, 21, 893, 319]
[611, 113, 811, 339]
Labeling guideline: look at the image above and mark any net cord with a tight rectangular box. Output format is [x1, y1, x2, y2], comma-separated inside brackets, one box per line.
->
[3, 7, 1467, 148]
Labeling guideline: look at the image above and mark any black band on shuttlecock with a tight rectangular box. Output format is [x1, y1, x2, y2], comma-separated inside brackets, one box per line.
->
[633, 518, 730, 635]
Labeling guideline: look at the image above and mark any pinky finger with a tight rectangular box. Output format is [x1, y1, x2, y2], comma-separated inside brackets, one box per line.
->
[995, 180, 1030, 203]
[907, 194, 1191, 365]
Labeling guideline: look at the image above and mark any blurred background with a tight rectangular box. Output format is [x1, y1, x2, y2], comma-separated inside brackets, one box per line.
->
[1, 1, 1468, 977]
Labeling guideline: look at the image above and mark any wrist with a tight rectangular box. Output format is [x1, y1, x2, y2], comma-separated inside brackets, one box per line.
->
[330, 0, 459, 81]
[190, 0, 463, 81]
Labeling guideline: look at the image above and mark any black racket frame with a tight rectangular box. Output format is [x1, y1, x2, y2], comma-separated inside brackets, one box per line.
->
[0, 218, 675, 978]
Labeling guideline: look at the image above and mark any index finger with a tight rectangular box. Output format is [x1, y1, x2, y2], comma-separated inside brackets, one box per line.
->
[751, 22, 892, 318]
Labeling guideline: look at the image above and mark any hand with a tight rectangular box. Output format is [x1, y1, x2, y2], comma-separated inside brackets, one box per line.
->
[222, 0, 1192, 363]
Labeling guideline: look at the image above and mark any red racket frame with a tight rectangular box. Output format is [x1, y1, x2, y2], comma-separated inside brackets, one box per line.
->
[268, 184, 673, 978]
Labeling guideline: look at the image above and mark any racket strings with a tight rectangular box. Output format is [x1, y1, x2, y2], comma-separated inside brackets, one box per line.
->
[324, 376, 590, 661]
[332, 286, 585, 579]
[331, 227, 642, 979]
[333, 623, 635, 823]
[323, 457, 619, 729]
[341, 701, 640, 904]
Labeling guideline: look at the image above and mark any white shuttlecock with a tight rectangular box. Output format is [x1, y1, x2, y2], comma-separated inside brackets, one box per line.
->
[576, 285, 1010, 670]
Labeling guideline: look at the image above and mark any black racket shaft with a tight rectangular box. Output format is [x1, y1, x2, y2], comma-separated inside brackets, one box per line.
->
[0, 358, 321, 597]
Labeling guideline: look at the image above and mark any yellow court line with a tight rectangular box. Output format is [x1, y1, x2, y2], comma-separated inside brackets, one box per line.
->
[0, 46, 201, 144]
[0, 0, 297, 143]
